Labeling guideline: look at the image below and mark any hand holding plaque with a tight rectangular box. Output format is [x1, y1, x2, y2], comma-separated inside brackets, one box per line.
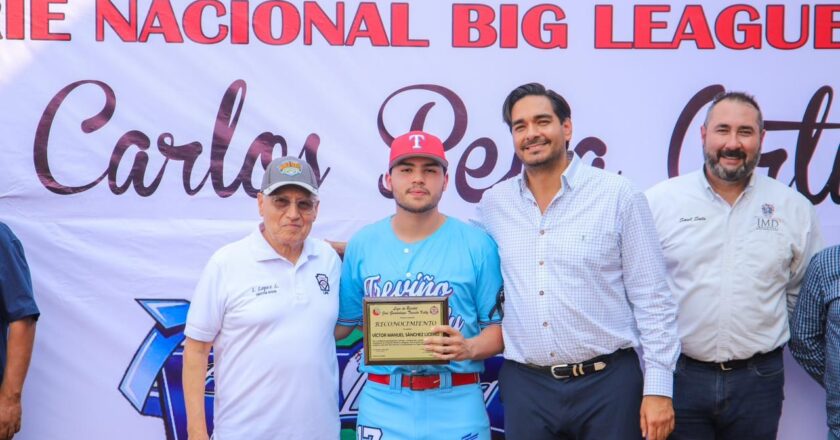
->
[363, 296, 449, 365]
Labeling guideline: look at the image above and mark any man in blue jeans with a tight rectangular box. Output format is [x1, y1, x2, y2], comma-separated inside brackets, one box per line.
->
[791, 245, 840, 440]
[647, 91, 823, 439]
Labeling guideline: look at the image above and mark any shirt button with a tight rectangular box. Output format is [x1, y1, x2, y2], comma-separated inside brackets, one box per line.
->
[542, 321, 549, 327]
[403, 248, 410, 254]
[406, 272, 412, 278]
[539, 290, 545, 296]
[539, 260, 544, 266]
[550, 352, 555, 357]
[540, 230, 545, 235]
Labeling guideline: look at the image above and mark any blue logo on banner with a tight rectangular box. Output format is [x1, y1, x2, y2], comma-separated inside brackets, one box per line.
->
[120, 299, 505, 439]
[118, 299, 214, 440]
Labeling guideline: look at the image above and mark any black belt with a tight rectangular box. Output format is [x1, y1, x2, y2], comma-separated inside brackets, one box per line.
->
[523, 348, 631, 379]
[682, 346, 783, 371]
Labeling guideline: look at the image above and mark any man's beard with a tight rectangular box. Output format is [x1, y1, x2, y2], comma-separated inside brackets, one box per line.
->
[395, 190, 440, 214]
[704, 147, 759, 182]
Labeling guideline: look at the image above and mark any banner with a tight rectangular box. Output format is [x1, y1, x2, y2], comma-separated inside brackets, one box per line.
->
[0, 1, 838, 438]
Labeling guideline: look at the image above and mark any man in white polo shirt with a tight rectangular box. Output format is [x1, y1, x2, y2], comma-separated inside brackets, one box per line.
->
[182, 156, 341, 440]
[646, 91, 823, 439]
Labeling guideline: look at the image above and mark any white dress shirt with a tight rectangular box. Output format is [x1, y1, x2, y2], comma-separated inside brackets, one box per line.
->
[646, 169, 823, 362]
[479, 154, 680, 397]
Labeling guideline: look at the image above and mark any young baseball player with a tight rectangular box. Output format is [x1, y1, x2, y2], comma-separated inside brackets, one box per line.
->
[335, 131, 503, 440]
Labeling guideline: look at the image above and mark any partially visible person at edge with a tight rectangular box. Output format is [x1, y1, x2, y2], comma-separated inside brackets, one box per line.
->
[335, 130, 504, 440]
[182, 156, 341, 439]
[791, 245, 840, 440]
[0, 223, 39, 440]
[647, 91, 823, 439]
[478, 82, 680, 440]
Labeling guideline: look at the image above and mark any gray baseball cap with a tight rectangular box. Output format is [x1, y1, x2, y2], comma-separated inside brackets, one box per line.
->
[261, 156, 319, 196]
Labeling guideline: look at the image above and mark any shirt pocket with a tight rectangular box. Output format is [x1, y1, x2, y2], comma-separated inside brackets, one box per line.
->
[551, 228, 621, 270]
[738, 229, 787, 284]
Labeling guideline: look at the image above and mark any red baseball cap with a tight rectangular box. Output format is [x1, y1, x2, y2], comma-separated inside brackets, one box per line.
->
[388, 131, 448, 170]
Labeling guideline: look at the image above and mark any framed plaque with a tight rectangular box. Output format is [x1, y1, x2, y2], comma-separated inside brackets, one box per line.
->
[363, 296, 449, 365]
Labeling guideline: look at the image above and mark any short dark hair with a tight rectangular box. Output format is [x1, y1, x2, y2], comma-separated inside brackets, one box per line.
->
[704, 91, 764, 131]
[502, 82, 572, 130]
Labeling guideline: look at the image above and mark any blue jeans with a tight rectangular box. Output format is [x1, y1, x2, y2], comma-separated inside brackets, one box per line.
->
[829, 430, 839, 440]
[669, 350, 784, 440]
[499, 349, 643, 440]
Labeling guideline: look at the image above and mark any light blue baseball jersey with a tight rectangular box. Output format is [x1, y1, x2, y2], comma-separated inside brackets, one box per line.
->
[338, 215, 503, 375]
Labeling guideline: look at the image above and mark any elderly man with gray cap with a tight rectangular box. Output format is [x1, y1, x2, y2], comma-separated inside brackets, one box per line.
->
[182, 156, 341, 440]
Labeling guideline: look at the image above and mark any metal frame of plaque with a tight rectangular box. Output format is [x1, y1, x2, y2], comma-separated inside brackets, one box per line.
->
[363, 296, 449, 365]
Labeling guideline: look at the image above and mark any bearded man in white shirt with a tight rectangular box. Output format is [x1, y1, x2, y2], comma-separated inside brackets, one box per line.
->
[646, 91, 823, 439]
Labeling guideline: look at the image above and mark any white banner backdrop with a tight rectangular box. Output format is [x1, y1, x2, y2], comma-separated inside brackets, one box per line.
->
[1, 1, 838, 438]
